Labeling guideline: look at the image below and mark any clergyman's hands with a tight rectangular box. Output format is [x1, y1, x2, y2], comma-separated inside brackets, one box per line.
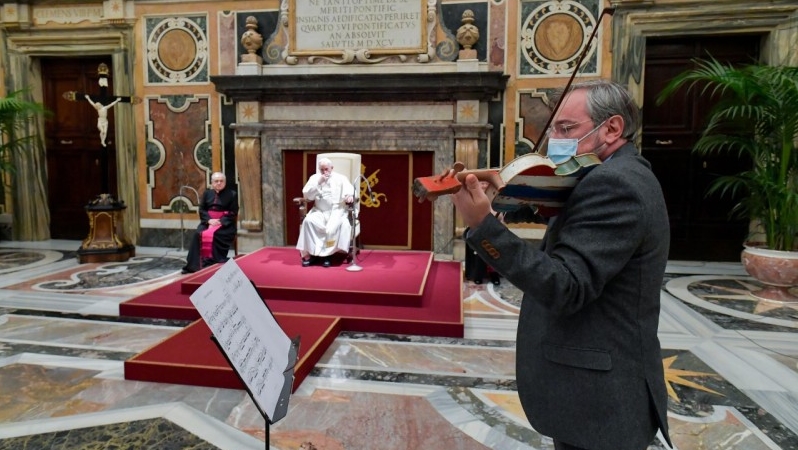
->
[451, 174, 492, 229]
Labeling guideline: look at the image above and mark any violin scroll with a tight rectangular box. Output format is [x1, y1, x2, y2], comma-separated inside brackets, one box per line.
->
[412, 163, 502, 203]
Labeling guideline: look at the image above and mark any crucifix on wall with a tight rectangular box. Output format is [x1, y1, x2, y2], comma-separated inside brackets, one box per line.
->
[62, 62, 140, 194]
[85, 94, 122, 147]
[61, 62, 139, 264]
[62, 62, 140, 147]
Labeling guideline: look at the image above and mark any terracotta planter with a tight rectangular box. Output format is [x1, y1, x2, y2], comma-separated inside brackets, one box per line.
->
[741, 245, 798, 303]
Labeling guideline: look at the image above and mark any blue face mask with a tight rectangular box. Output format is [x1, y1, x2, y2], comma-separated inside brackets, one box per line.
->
[547, 138, 578, 164]
[546, 120, 608, 164]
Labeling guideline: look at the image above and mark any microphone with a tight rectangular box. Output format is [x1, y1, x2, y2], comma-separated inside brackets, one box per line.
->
[354, 174, 376, 203]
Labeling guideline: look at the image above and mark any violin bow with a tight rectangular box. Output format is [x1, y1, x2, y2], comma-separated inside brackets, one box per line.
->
[531, 7, 616, 153]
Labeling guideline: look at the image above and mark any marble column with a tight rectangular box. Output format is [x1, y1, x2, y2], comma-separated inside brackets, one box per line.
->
[7, 53, 50, 241]
[111, 47, 140, 244]
[234, 136, 263, 231]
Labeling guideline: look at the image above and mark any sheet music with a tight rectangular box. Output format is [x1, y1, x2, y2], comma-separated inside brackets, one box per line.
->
[189, 259, 292, 420]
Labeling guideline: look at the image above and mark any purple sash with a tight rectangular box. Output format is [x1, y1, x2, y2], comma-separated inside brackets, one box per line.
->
[200, 210, 227, 261]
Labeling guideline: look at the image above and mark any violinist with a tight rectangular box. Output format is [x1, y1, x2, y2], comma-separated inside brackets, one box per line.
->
[453, 80, 672, 450]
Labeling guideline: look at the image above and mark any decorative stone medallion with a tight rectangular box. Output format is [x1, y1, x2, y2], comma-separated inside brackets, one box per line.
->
[145, 15, 209, 84]
[519, 0, 600, 77]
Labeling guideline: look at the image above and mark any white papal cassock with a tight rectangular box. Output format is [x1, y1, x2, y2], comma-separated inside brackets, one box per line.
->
[296, 171, 355, 258]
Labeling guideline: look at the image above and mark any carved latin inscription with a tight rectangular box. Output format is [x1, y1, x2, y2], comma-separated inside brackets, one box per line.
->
[32, 5, 102, 25]
[289, 0, 426, 57]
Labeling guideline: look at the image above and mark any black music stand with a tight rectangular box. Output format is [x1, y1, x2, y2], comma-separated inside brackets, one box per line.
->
[211, 334, 300, 449]
[190, 264, 301, 449]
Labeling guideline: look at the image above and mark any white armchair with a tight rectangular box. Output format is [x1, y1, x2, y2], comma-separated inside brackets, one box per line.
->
[293, 152, 362, 262]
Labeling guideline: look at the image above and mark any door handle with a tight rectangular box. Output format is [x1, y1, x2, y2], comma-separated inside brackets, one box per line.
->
[655, 139, 673, 145]
[60, 140, 73, 145]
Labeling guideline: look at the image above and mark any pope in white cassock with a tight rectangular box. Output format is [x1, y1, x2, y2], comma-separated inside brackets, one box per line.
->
[297, 157, 355, 267]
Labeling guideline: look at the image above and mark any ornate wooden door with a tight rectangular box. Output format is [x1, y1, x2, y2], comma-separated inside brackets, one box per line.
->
[42, 57, 117, 240]
[642, 36, 760, 261]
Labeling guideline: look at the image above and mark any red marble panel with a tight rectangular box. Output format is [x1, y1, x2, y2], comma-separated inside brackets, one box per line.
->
[148, 97, 210, 211]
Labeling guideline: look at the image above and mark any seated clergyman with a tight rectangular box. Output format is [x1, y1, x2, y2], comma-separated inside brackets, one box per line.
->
[182, 172, 238, 274]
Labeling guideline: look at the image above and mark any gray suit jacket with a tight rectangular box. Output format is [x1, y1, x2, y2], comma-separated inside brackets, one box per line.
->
[467, 143, 671, 450]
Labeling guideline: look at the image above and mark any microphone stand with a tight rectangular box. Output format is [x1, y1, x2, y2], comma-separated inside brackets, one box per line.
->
[346, 201, 362, 272]
[346, 174, 374, 272]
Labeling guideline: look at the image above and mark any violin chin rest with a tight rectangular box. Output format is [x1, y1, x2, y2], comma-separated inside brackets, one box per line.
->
[554, 153, 602, 176]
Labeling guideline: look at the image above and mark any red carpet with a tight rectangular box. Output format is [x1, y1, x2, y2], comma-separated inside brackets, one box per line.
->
[122, 247, 463, 391]
[125, 314, 340, 392]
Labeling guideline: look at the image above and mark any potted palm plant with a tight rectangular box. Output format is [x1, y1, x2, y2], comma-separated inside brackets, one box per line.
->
[657, 58, 798, 302]
[0, 90, 48, 240]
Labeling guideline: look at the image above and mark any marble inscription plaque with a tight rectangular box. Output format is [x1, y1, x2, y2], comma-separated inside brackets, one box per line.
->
[290, 0, 426, 56]
[32, 5, 102, 25]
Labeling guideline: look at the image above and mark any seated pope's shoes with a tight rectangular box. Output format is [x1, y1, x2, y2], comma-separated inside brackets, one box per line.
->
[302, 258, 312, 267]
[322, 257, 331, 268]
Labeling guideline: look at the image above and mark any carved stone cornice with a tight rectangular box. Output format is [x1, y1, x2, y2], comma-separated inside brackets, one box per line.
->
[610, 0, 798, 23]
[612, 0, 796, 8]
[211, 72, 509, 103]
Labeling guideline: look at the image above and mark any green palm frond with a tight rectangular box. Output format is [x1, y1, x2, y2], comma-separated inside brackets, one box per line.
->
[657, 58, 797, 251]
[0, 90, 48, 174]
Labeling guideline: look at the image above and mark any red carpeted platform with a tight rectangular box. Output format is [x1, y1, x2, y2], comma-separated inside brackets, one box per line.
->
[122, 247, 463, 391]
[125, 314, 340, 392]
[180, 247, 433, 306]
[121, 247, 463, 336]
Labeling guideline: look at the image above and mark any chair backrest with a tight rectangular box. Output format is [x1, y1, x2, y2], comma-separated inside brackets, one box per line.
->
[316, 152, 361, 204]
[317, 153, 362, 235]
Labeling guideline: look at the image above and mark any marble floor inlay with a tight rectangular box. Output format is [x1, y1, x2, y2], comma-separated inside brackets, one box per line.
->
[0, 241, 796, 449]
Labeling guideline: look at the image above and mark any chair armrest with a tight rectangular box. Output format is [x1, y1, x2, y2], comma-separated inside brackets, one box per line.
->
[293, 197, 310, 220]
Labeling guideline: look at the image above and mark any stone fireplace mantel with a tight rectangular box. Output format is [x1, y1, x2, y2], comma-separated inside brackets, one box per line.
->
[211, 71, 509, 103]
[213, 71, 508, 254]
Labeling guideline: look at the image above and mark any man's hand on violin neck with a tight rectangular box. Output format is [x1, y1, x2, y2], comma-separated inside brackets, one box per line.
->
[452, 174, 493, 229]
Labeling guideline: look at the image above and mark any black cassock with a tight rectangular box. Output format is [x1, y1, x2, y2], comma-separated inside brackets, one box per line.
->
[182, 187, 239, 273]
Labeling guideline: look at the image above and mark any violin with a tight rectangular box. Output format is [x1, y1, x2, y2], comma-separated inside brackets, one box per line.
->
[412, 152, 600, 218]
[412, 7, 615, 216]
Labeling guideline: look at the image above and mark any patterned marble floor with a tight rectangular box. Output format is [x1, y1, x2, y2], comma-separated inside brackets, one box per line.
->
[0, 240, 796, 450]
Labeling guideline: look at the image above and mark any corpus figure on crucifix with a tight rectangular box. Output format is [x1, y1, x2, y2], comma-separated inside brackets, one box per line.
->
[62, 62, 140, 191]
[85, 95, 122, 147]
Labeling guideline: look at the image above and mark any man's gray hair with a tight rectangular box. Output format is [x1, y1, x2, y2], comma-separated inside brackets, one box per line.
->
[556, 80, 641, 141]
[318, 157, 333, 168]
